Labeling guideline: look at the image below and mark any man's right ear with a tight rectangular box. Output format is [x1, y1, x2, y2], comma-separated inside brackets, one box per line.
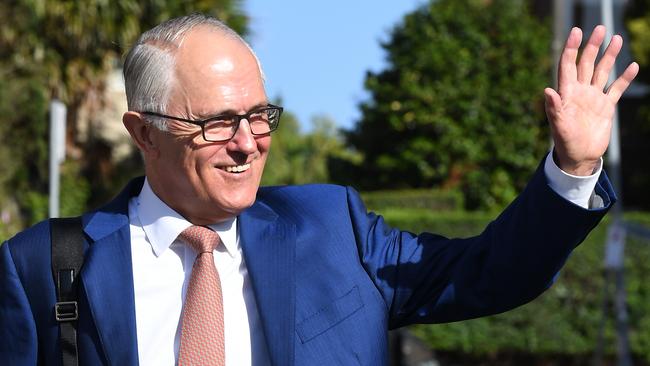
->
[122, 112, 160, 158]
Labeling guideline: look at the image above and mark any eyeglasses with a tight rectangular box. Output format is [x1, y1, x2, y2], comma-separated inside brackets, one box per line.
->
[140, 104, 283, 142]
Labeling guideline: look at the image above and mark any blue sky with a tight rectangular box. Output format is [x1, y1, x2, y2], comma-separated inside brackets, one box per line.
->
[243, 0, 426, 131]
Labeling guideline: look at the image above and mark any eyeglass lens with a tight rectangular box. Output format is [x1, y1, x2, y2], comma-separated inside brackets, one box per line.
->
[203, 108, 280, 141]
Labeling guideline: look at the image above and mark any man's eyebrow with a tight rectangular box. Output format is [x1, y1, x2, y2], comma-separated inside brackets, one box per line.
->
[197, 103, 269, 119]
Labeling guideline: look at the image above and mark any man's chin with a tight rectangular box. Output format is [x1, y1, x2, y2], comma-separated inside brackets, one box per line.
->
[214, 196, 257, 217]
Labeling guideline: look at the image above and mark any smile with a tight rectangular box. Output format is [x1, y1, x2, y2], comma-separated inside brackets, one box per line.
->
[222, 163, 251, 173]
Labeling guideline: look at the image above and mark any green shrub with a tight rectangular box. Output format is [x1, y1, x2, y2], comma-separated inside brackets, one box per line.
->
[361, 189, 464, 213]
[2, 160, 90, 239]
[60, 160, 90, 217]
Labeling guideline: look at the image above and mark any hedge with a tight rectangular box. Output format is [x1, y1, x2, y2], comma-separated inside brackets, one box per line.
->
[361, 189, 464, 212]
[378, 208, 650, 364]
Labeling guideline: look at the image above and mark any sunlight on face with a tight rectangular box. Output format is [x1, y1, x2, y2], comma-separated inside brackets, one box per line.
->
[211, 58, 235, 73]
[146, 27, 270, 225]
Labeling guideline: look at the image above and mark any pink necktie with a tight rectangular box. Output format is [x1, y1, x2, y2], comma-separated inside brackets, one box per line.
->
[177, 226, 226, 366]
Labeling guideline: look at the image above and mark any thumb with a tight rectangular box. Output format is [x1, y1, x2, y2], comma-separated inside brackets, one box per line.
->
[544, 87, 562, 123]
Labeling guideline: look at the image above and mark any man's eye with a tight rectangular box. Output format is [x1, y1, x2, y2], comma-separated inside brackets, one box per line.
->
[206, 118, 234, 127]
[249, 112, 268, 122]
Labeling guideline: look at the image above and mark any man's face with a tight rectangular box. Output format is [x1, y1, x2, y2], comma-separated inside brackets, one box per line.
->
[144, 27, 270, 224]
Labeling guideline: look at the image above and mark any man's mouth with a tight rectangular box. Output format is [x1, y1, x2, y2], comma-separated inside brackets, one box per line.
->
[221, 163, 251, 173]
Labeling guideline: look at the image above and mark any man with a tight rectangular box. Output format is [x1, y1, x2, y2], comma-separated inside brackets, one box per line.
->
[0, 13, 639, 366]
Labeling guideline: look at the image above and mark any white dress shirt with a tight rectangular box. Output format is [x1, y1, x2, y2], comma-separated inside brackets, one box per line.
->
[129, 180, 270, 366]
[128, 151, 601, 365]
[544, 151, 604, 208]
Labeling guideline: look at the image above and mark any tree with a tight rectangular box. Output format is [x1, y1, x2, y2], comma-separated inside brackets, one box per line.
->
[0, 1, 247, 103]
[0, 1, 248, 227]
[626, 0, 650, 87]
[262, 109, 351, 186]
[624, 0, 650, 210]
[344, 0, 551, 209]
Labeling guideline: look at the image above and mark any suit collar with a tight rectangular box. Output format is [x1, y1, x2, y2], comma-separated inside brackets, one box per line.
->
[83, 176, 144, 241]
[240, 200, 296, 366]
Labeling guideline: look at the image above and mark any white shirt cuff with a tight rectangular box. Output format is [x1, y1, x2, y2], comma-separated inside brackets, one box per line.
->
[543, 151, 602, 209]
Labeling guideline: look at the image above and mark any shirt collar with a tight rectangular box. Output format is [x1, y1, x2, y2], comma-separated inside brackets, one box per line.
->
[137, 178, 238, 258]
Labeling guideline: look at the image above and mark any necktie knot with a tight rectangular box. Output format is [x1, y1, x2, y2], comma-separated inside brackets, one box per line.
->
[179, 225, 220, 254]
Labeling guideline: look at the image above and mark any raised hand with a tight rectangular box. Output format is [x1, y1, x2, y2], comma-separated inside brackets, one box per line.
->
[544, 25, 639, 176]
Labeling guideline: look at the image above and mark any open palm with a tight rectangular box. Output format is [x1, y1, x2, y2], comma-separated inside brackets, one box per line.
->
[544, 26, 639, 176]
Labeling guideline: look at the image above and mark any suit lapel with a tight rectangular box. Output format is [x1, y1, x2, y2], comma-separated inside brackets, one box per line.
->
[80, 179, 143, 365]
[240, 202, 296, 366]
[75, 177, 296, 365]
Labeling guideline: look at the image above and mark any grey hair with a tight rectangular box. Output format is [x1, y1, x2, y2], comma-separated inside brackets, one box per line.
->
[123, 13, 264, 131]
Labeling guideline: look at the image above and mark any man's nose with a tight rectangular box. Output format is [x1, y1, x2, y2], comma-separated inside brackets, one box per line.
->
[227, 118, 257, 153]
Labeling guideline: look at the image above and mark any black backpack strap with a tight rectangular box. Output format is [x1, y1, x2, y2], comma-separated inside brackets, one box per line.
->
[50, 217, 84, 366]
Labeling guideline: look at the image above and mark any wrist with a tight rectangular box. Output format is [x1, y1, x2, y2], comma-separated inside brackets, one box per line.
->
[553, 151, 600, 176]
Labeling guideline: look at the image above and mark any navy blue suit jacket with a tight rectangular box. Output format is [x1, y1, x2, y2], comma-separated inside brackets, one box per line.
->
[1, 163, 614, 365]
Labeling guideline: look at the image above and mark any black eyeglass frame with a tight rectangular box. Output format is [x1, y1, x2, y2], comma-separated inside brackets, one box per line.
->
[140, 104, 283, 142]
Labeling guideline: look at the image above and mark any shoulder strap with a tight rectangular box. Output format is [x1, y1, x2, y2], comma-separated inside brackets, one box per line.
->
[50, 217, 84, 366]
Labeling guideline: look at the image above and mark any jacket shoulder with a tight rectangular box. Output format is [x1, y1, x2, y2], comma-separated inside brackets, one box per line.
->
[259, 183, 348, 196]
[4, 219, 52, 256]
[257, 184, 355, 208]
[2, 219, 54, 299]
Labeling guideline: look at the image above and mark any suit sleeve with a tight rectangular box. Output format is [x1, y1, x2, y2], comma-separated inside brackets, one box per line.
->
[347, 161, 614, 329]
[0, 242, 39, 364]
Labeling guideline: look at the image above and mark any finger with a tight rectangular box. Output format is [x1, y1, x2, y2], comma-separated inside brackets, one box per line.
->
[544, 87, 562, 124]
[606, 62, 640, 103]
[558, 27, 582, 95]
[592, 34, 623, 89]
[577, 25, 606, 84]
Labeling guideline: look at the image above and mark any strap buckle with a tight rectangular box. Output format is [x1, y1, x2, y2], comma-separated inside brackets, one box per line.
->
[55, 301, 78, 322]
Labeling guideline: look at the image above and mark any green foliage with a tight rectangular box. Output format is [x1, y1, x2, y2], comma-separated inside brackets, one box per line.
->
[0, 0, 248, 101]
[0, 71, 51, 227]
[262, 111, 353, 186]
[625, 1, 650, 140]
[0, 0, 248, 231]
[3, 160, 90, 234]
[60, 160, 91, 217]
[345, 0, 551, 210]
[361, 189, 463, 212]
[622, 1, 650, 212]
[376, 208, 650, 363]
[20, 192, 49, 227]
[626, 0, 650, 85]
